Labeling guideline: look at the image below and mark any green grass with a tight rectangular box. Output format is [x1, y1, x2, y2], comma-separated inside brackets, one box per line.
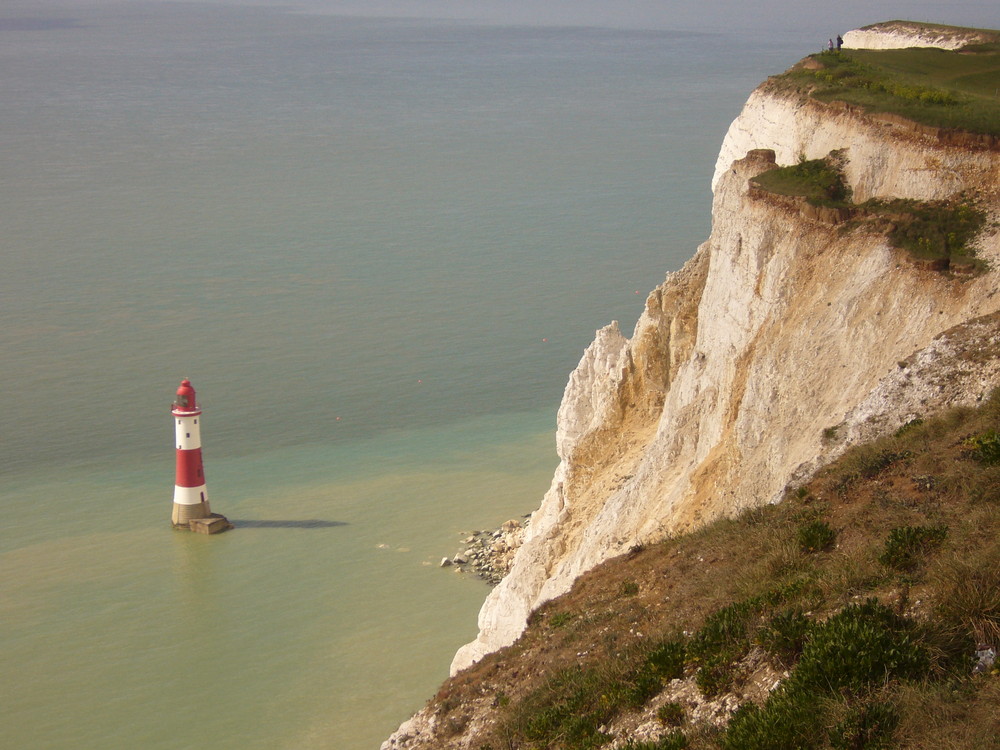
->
[751, 155, 851, 207]
[774, 45, 1000, 136]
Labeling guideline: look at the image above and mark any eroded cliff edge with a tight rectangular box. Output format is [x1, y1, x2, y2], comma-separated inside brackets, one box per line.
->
[447, 38, 1000, 677]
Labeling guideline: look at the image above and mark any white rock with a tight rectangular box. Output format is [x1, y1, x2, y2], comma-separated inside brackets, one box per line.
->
[843, 21, 995, 51]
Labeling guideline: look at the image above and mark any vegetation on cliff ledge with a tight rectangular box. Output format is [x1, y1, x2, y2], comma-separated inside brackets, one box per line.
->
[773, 35, 1000, 137]
[424, 391, 1000, 749]
[751, 154, 988, 273]
[750, 153, 852, 207]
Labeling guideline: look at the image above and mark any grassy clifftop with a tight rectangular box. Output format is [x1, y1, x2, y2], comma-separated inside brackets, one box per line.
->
[423, 390, 1000, 749]
[772, 41, 1000, 137]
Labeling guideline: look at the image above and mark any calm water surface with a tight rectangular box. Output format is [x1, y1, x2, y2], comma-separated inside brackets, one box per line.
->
[1, 2, 803, 746]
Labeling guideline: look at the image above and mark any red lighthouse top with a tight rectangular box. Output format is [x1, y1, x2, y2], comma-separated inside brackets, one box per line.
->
[172, 378, 201, 415]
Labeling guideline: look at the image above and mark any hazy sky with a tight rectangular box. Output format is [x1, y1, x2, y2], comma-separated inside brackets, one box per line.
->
[6, 0, 996, 36]
[155, 0, 999, 35]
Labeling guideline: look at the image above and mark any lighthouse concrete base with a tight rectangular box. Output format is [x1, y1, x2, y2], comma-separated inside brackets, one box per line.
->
[172, 501, 232, 534]
[172, 500, 211, 527]
[189, 514, 233, 535]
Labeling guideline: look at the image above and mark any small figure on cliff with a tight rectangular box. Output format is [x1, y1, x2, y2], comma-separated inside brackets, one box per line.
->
[828, 38, 834, 51]
[837, 35, 843, 50]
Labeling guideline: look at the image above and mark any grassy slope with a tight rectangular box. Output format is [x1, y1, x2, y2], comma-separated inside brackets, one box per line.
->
[428, 392, 1000, 749]
[774, 44, 1000, 136]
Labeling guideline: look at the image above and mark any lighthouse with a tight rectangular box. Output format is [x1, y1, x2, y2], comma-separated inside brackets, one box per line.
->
[171, 379, 230, 533]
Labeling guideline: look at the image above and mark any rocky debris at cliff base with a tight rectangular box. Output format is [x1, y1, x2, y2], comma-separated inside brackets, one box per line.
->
[440, 515, 531, 585]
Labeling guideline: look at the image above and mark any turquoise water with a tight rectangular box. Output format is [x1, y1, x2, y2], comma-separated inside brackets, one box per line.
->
[1, 2, 808, 747]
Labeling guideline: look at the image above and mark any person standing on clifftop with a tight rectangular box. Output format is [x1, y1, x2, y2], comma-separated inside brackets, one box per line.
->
[837, 34, 843, 50]
[828, 38, 834, 51]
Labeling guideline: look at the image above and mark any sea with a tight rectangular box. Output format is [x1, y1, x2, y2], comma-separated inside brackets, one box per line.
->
[0, 1, 825, 747]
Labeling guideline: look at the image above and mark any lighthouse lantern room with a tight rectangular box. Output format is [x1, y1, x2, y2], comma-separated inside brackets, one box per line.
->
[171, 379, 230, 533]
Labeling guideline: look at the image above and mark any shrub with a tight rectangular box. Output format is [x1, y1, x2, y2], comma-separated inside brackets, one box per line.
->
[657, 701, 685, 727]
[756, 610, 811, 665]
[695, 654, 734, 698]
[518, 665, 617, 747]
[791, 600, 929, 694]
[721, 691, 823, 750]
[688, 600, 758, 663]
[798, 520, 837, 553]
[828, 700, 898, 750]
[723, 602, 927, 749]
[623, 731, 688, 750]
[625, 664, 666, 708]
[878, 525, 948, 571]
[966, 430, 1000, 466]
[874, 198, 986, 264]
[646, 639, 687, 681]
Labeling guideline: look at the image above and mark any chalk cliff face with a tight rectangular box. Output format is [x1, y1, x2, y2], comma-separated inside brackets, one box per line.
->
[449, 52, 1000, 673]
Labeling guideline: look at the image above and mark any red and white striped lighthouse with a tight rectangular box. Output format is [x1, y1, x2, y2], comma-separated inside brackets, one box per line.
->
[171, 378, 211, 527]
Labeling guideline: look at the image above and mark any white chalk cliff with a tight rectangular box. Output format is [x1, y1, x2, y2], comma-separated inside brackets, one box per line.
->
[446, 25, 1000, 677]
[842, 20, 998, 51]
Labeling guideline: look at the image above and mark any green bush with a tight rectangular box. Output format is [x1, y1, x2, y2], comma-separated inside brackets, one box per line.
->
[756, 610, 811, 665]
[723, 602, 926, 749]
[625, 664, 666, 708]
[623, 731, 688, 750]
[966, 430, 1000, 465]
[791, 600, 929, 694]
[829, 700, 899, 750]
[721, 691, 823, 750]
[646, 640, 686, 681]
[878, 525, 948, 571]
[518, 665, 616, 748]
[694, 654, 734, 698]
[657, 701, 685, 727]
[688, 600, 757, 662]
[798, 520, 837, 553]
[877, 198, 986, 263]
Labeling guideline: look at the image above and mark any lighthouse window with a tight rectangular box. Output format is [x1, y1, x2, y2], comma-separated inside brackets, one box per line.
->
[200, 492, 205, 501]
[194, 419, 198, 424]
[186, 433, 190, 438]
